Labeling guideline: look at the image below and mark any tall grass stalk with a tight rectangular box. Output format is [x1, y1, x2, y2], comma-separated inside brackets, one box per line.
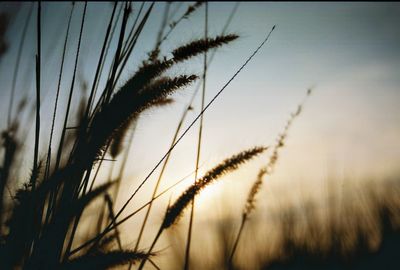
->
[184, 3, 208, 270]
[132, 4, 240, 256]
[68, 166, 199, 256]
[102, 26, 273, 237]
[31, 1, 41, 191]
[84, 2, 118, 125]
[229, 87, 313, 263]
[138, 147, 267, 269]
[0, 4, 279, 269]
[96, 34, 241, 239]
[43, 5, 74, 224]
[54, 2, 87, 172]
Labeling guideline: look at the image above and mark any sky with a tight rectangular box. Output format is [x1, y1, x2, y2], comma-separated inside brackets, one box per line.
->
[0, 2, 400, 256]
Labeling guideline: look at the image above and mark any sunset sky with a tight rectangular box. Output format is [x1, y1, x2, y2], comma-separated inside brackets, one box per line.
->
[0, 2, 399, 251]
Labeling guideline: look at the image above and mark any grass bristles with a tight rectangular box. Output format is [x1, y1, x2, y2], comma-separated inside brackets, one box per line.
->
[163, 146, 267, 229]
[108, 33, 238, 105]
[251, 88, 312, 209]
[160, 2, 204, 46]
[86, 75, 198, 164]
[243, 168, 267, 217]
[109, 116, 137, 159]
[109, 97, 173, 161]
[151, 97, 174, 107]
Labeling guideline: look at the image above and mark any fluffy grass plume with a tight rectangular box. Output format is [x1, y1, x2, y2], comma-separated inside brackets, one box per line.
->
[172, 34, 239, 62]
[162, 146, 267, 229]
[85, 75, 198, 164]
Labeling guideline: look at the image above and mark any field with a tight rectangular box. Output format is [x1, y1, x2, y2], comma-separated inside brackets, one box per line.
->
[0, 2, 399, 269]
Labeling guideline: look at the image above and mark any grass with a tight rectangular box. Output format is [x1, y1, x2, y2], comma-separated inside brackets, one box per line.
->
[0, 2, 398, 270]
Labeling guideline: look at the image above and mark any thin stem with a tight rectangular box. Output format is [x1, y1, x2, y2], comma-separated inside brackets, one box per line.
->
[133, 120, 177, 251]
[113, 118, 138, 201]
[155, 2, 170, 50]
[70, 25, 276, 257]
[53, 3, 87, 260]
[132, 6, 241, 240]
[103, 2, 131, 105]
[76, 3, 131, 199]
[137, 226, 164, 270]
[43, 3, 74, 226]
[167, 2, 184, 24]
[106, 25, 276, 237]
[44, 3, 74, 180]
[31, 1, 41, 191]
[85, 2, 118, 124]
[86, 143, 111, 192]
[54, 2, 87, 172]
[104, 194, 123, 250]
[92, 159, 115, 232]
[230, 86, 313, 261]
[119, 2, 145, 61]
[91, 3, 154, 119]
[229, 215, 247, 264]
[184, 3, 208, 270]
[69, 169, 193, 256]
[158, 2, 203, 47]
[111, 2, 153, 92]
[123, 6, 241, 243]
[29, 1, 41, 258]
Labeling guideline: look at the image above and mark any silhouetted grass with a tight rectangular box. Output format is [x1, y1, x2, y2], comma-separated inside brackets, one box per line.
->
[138, 146, 267, 269]
[1, 2, 396, 270]
[0, 3, 267, 269]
